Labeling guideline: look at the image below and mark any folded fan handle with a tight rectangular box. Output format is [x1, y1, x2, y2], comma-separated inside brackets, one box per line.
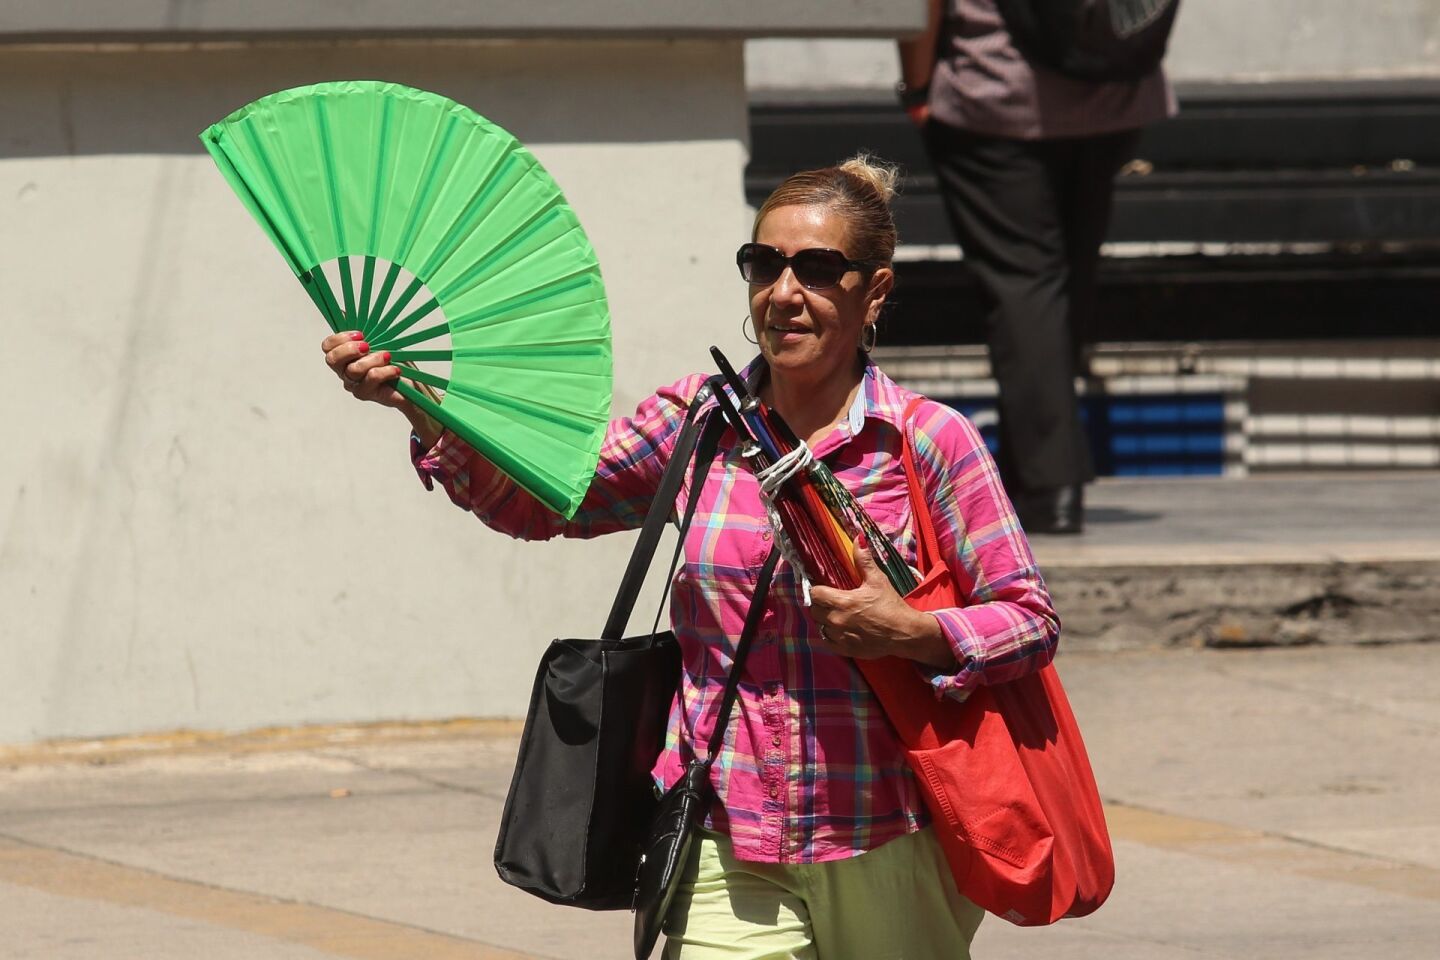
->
[601, 379, 726, 641]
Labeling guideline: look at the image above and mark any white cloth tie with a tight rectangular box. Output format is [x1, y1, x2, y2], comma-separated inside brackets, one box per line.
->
[754, 441, 816, 605]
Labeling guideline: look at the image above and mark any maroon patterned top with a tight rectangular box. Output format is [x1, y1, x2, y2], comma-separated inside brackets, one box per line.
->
[930, 0, 1177, 139]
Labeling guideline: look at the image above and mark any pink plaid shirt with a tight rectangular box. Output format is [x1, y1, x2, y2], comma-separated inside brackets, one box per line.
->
[415, 360, 1058, 864]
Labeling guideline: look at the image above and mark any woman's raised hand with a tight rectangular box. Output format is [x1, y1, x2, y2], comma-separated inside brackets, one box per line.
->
[321, 331, 444, 446]
[321, 331, 407, 409]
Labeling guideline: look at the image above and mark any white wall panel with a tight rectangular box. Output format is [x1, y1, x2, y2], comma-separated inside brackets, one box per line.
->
[0, 40, 753, 742]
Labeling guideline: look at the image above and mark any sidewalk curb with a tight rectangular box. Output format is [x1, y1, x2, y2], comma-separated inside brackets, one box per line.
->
[0, 717, 524, 769]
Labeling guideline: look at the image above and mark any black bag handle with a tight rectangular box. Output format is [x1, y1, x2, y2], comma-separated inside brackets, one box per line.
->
[602, 378, 726, 640]
[702, 547, 780, 765]
[648, 411, 727, 638]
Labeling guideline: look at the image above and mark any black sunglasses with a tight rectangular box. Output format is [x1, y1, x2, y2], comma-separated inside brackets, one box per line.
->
[736, 242, 878, 290]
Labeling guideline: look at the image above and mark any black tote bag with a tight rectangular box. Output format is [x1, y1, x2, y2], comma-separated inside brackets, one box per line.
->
[494, 382, 725, 910]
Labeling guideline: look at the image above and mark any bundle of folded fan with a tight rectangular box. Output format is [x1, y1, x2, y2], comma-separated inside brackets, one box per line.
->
[705, 347, 917, 599]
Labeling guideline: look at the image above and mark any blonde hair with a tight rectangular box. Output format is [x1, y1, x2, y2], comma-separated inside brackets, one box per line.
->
[753, 154, 900, 267]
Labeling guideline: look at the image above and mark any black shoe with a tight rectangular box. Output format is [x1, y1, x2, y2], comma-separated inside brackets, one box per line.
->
[1012, 484, 1085, 535]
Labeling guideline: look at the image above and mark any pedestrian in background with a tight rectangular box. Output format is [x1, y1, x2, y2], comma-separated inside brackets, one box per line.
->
[898, 0, 1177, 533]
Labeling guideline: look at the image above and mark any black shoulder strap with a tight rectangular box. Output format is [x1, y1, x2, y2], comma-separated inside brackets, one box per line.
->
[602, 379, 725, 640]
[648, 410, 727, 636]
[703, 547, 780, 766]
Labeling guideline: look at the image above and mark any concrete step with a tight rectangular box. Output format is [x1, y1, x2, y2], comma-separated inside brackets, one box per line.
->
[874, 341, 1440, 473]
[1026, 472, 1440, 652]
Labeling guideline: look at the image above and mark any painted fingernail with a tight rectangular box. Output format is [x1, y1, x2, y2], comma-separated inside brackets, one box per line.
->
[348, 331, 364, 340]
[356, 341, 369, 354]
[380, 351, 391, 364]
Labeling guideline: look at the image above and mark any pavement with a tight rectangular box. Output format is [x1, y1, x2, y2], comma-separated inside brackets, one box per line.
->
[2, 641, 1437, 959]
[2, 472, 1438, 959]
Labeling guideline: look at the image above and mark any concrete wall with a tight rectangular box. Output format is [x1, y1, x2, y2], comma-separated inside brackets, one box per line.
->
[746, 0, 1440, 91]
[0, 39, 755, 743]
[4, 0, 927, 40]
[1164, 0, 1440, 82]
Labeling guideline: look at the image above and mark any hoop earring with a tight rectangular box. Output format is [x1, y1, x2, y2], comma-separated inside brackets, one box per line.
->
[860, 323, 878, 354]
[742, 316, 759, 346]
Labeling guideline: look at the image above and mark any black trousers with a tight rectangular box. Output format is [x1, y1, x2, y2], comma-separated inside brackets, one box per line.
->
[923, 122, 1139, 493]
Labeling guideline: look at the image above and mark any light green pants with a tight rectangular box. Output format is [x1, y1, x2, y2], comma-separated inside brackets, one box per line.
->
[661, 828, 984, 960]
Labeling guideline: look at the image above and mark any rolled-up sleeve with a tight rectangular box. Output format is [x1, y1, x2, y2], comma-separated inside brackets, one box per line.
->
[411, 374, 707, 541]
[906, 403, 1060, 698]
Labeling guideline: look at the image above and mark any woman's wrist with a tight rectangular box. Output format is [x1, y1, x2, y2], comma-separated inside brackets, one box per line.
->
[401, 401, 443, 449]
[891, 608, 956, 670]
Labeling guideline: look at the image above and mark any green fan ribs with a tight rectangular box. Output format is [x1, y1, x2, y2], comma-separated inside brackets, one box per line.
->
[202, 80, 613, 519]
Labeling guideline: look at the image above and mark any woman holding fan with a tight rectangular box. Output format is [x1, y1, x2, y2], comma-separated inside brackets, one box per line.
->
[322, 156, 1059, 959]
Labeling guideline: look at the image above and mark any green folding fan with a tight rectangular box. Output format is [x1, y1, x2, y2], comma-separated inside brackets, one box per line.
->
[201, 80, 612, 518]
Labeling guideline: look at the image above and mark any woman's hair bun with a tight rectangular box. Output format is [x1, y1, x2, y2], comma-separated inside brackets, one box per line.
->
[754, 152, 902, 265]
[838, 154, 899, 206]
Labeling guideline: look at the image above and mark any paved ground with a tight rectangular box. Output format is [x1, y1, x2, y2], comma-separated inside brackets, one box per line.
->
[2, 641, 1437, 960]
[3, 472, 1436, 957]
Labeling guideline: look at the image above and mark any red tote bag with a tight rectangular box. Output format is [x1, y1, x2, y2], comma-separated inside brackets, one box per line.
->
[854, 398, 1114, 926]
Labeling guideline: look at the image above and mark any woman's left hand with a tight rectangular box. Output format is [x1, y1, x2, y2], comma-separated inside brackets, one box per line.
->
[808, 538, 957, 670]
